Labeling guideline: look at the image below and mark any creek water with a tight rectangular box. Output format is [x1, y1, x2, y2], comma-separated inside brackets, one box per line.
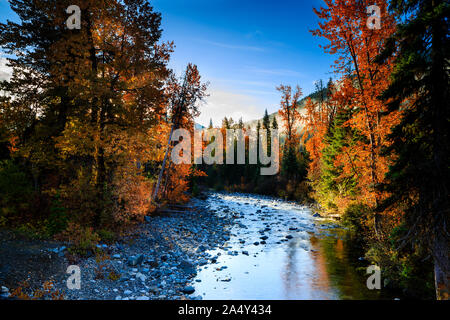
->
[192, 193, 392, 300]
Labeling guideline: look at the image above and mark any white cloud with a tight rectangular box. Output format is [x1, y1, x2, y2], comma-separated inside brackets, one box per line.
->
[0, 57, 12, 81]
[196, 88, 266, 127]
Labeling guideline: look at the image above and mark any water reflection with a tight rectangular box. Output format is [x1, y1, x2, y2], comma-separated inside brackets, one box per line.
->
[193, 193, 391, 300]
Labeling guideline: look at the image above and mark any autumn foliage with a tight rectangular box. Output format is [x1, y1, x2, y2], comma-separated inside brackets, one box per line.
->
[0, 0, 204, 241]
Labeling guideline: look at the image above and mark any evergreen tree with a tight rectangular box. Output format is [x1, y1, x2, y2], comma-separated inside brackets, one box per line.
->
[378, 0, 449, 299]
[319, 109, 359, 211]
[262, 109, 270, 130]
[262, 109, 271, 157]
[272, 116, 278, 130]
[237, 117, 244, 129]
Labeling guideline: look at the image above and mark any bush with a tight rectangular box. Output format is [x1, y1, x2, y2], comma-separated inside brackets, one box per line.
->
[98, 229, 116, 243]
[58, 222, 100, 256]
[0, 160, 33, 220]
[46, 193, 68, 236]
[342, 203, 370, 235]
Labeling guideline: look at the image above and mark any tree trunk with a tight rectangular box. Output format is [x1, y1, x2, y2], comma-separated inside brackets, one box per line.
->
[434, 231, 449, 300]
[152, 124, 175, 201]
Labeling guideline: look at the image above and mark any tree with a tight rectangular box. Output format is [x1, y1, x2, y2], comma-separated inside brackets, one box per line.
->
[277, 84, 302, 180]
[272, 116, 278, 130]
[277, 85, 302, 145]
[237, 117, 244, 129]
[153, 64, 208, 201]
[262, 109, 272, 156]
[378, 0, 449, 299]
[0, 0, 177, 227]
[312, 0, 398, 234]
[262, 109, 270, 130]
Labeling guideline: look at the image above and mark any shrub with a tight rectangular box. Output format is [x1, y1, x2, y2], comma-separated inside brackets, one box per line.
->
[0, 160, 33, 220]
[98, 229, 116, 243]
[46, 193, 68, 236]
[342, 203, 370, 234]
[58, 222, 100, 256]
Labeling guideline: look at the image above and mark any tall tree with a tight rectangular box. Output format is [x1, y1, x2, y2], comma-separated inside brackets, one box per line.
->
[378, 0, 449, 299]
[0, 0, 175, 226]
[153, 64, 208, 201]
[272, 116, 278, 130]
[277, 84, 302, 180]
[312, 0, 398, 234]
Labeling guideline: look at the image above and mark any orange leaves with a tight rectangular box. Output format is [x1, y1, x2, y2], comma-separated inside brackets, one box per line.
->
[164, 164, 191, 204]
[277, 84, 302, 147]
[309, 0, 400, 213]
[113, 165, 155, 223]
[301, 97, 329, 180]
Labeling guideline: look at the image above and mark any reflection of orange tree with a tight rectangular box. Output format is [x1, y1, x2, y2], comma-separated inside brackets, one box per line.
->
[308, 236, 331, 298]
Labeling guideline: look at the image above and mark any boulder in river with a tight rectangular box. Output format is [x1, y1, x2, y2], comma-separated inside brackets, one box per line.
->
[182, 286, 195, 294]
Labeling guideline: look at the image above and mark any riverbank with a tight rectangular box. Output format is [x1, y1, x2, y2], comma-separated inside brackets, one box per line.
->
[1, 195, 234, 300]
[1, 191, 401, 300]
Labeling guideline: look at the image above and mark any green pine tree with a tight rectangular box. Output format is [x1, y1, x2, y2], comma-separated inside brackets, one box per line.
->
[378, 0, 449, 299]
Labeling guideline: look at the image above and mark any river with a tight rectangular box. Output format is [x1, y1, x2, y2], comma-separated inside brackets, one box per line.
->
[191, 192, 392, 300]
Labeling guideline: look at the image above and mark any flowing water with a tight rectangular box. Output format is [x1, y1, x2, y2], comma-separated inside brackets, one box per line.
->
[192, 193, 392, 300]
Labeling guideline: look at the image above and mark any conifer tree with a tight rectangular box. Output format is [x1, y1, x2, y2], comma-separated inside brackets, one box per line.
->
[378, 0, 450, 299]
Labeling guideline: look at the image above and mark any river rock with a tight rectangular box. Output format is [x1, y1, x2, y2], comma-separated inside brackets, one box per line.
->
[136, 272, 147, 282]
[178, 260, 196, 275]
[160, 254, 169, 262]
[127, 254, 144, 266]
[182, 286, 195, 294]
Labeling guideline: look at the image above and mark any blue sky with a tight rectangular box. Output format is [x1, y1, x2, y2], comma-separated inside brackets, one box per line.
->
[0, 0, 335, 126]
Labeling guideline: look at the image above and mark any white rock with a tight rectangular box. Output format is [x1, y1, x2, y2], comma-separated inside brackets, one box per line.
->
[124, 290, 132, 295]
[136, 296, 150, 300]
[136, 273, 147, 282]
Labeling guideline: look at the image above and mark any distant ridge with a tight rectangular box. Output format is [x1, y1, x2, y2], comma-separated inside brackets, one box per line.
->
[242, 88, 327, 132]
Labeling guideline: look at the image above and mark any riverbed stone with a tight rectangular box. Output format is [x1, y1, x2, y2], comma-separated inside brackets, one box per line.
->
[182, 286, 195, 294]
[127, 254, 144, 266]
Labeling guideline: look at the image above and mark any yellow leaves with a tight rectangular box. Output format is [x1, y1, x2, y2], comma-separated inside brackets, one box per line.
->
[55, 118, 96, 159]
